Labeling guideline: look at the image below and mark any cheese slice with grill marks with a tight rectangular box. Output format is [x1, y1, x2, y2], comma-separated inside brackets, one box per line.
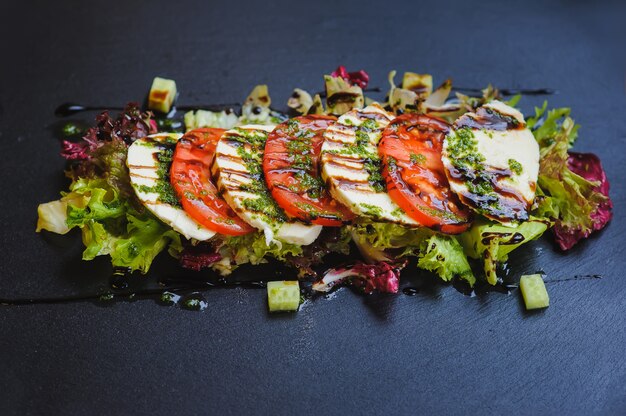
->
[212, 125, 322, 246]
[127, 133, 216, 241]
[319, 104, 417, 225]
[442, 100, 540, 223]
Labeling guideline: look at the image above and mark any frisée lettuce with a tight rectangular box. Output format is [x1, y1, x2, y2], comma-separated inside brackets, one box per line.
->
[37, 177, 182, 273]
[527, 103, 612, 250]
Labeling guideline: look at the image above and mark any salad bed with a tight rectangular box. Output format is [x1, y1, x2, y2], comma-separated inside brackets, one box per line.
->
[36, 67, 613, 311]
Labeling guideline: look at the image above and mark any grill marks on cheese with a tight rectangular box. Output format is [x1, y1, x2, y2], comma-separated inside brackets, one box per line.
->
[442, 100, 540, 223]
[127, 133, 216, 241]
[320, 104, 417, 225]
[213, 125, 322, 245]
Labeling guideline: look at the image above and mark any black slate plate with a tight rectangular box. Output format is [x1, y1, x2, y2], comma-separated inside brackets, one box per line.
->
[1, 1, 626, 415]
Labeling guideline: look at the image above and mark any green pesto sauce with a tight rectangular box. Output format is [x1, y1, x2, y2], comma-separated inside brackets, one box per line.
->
[390, 207, 404, 218]
[231, 129, 287, 223]
[322, 118, 387, 193]
[508, 158, 523, 175]
[155, 119, 184, 133]
[485, 107, 520, 128]
[284, 120, 324, 198]
[290, 170, 324, 199]
[354, 130, 370, 148]
[360, 118, 379, 131]
[294, 201, 336, 218]
[447, 128, 500, 211]
[62, 122, 85, 138]
[291, 152, 313, 171]
[212, 216, 236, 225]
[363, 157, 385, 192]
[359, 203, 384, 219]
[137, 146, 181, 207]
[409, 153, 427, 165]
[417, 204, 464, 222]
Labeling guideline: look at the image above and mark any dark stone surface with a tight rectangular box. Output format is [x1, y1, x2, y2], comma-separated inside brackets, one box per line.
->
[0, 0, 625, 414]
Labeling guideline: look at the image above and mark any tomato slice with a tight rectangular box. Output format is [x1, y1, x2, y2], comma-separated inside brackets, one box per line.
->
[263, 115, 354, 227]
[379, 114, 472, 234]
[171, 128, 255, 236]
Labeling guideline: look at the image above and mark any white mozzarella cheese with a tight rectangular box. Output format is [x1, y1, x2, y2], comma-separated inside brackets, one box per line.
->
[212, 125, 322, 246]
[320, 104, 417, 226]
[442, 100, 540, 223]
[127, 133, 216, 241]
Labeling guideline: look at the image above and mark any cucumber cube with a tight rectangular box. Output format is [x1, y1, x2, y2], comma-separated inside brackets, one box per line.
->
[267, 281, 300, 313]
[520, 274, 550, 310]
[148, 77, 177, 113]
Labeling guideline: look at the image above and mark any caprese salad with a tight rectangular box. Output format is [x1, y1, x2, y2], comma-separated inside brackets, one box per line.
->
[37, 67, 613, 310]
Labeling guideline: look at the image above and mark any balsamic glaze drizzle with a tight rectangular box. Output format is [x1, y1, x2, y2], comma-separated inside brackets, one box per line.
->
[452, 87, 556, 96]
[54, 85, 555, 117]
[54, 102, 241, 117]
[0, 274, 267, 308]
[0, 274, 603, 306]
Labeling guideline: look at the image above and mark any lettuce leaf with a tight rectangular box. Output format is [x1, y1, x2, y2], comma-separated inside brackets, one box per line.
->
[549, 152, 612, 249]
[417, 234, 475, 285]
[527, 105, 612, 250]
[459, 219, 548, 285]
[37, 104, 183, 273]
[350, 222, 431, 256]
[65, 178, 125, 228]
[36, 192, 88, 235]
[37, 177, 181, 273]
[62, 103, 155, 199]
[350, 223, 475, 285]
[193, 232, 305, 276]
[108, 212, 182, 273]
[526, 102, 579, 148]
[223, 232, 303, 265]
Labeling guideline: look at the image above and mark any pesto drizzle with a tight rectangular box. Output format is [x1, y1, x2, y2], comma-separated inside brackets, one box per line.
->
[325, 116, 386, 193]
[230, 128, 288, 223]
[136, 144, 181, 207]
[446, 127, 500, 211]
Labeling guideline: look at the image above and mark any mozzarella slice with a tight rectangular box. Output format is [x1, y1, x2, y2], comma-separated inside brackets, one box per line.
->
[441, 100, 540, 223]
[127, 133, 216, 241]
[320, 104, 417, 226]
[212, 125, 322, 246]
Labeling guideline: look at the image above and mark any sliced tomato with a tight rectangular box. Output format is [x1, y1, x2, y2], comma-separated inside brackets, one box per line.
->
[263, 115, 354, 227]
[379, 114, 472, 234]
[171, 128, 254, 236]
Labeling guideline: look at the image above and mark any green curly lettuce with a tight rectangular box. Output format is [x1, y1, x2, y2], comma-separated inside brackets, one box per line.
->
[458, 219, 548, 285]
[527, 103, 611, 250]
[207, 232, 304, 275]
[350, 223, 475, 285]
[222, 232, 303, 266]
[417, 234, 475, 285]
[37, 178, 181, 273]
[349, 222, 432, 261]
[526, 102, 579, 148]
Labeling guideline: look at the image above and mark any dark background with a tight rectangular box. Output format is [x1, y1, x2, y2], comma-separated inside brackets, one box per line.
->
[1, 1, 626, 415]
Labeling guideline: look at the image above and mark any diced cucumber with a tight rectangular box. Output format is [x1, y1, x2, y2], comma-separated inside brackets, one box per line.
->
[520, 274, 550, 310]
[148, 77, 177, 113]
[267, 281, 300, 313]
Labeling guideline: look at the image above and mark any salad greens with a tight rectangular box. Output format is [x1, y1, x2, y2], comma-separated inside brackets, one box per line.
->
[36, 70, 612, 297]
[458, 219, 548, 285]
[527, 104, 612, 250]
